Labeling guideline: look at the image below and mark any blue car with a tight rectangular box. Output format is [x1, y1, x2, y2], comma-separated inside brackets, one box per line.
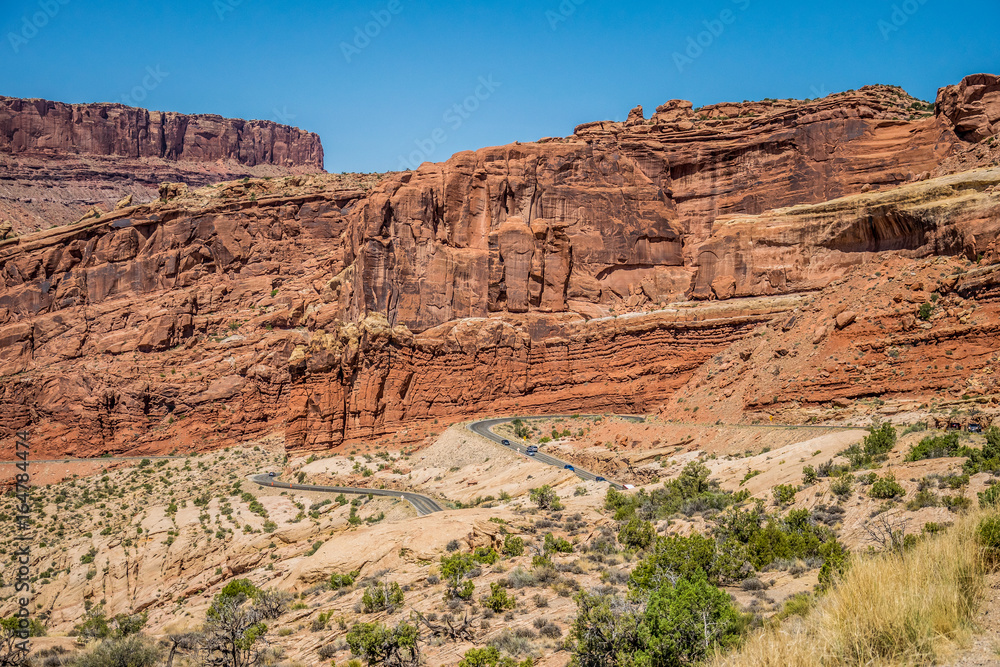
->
[595, 476, 606, 482]
[564, 464, 575, 471]
[268, 472, 276, 477]
[501, 439, 511, 446]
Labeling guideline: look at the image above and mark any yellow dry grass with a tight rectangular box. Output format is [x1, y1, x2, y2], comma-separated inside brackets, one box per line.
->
[710, 508, 997, 666]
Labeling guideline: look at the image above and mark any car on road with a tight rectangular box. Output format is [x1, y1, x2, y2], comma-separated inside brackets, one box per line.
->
[268, 472, 276, 477]
[527, 445, 538, 453]
[948, 422, 963, 431]
[564, 464, 575, 471]
[595, 476, 606, 482]
[968, 423, 983, 433]
[501, 439, 511, 446]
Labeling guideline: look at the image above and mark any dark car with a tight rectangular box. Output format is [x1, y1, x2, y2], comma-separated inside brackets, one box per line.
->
[501, 439, 511, 446]
[564, 464, 575, 471]
[268, 472, 277, 477]
[948, 422, 963, 431]
[968, 423, 983, 433]
[595, 476, 606, 482]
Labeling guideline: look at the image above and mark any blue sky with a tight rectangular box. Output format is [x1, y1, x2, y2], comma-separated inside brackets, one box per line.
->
[1, 0, 997, 173]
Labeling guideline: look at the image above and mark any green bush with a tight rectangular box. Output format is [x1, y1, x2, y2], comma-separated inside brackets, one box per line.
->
[977, 516, 1000, 564]
[460, 646, 532, 667]
[906, 432, 964, 461]
[71, 635, 161, 667]
[473, 546, 500, 565]
[772, 484, 798, 506]
[964, 426, 1000, 474]
[841, 423, 897, 469]
[529, 485, 563, 510]
[869, 472, 906, 499]
[361, 581, 404, 613]
[543, 532, 574, 554]
[605, 461, 738, 522]
[480, 582, 517, 612]
[830, 474, 853, 499]
[617, 517, 655, 550]
[979, 484, 1000, 508]
[502, 534, 525, 557]
[346, 621, 419, 666]
[440, 553, 476, 600]
[918, 302, 933, 320]
[802, 465, 818, 485]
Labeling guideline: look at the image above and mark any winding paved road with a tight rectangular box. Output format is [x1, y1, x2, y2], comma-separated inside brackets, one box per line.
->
[248, 414, 644, 515]
[468, 414, 645, 490]
[249, 474, 445, 516]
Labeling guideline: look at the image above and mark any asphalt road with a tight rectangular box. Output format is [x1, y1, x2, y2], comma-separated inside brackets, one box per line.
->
[468, 414, 645, 490]
[249, 474, 444, 516]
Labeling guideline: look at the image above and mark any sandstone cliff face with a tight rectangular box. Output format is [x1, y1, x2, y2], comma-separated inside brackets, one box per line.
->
[0, 96, 324, 167]
[0, 96, 325, 234]
[339, 82, 992, 333]
[0, 77, 998, 457]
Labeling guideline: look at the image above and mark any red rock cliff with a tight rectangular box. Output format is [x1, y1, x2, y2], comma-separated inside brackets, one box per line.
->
[0, 96, 325, 235]
[0, 76, 998, 457]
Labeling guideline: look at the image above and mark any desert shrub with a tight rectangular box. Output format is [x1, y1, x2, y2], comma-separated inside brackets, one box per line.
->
[71, 635, 160, 667]
[977, 516, 1000, 565]
[361, 581, 403, 613]
[605, 461, 739, 522]
[440, 553, 476, 600]
[505, 567, 536, 589]
[964, 426, 1000, 474]
[631, 533, 719, 586]
[529, 485, 563, 510]
[346, 621, 419, 666]
[459, 646, 532, 667]
[473, 547, 500, 565]
[481, 582, 517, 612]
[869, 473, 906, 500]
[979, 484, 1000, 508]
[802, 465, 818, 485]
[907, 488, 939, 510]
[830, 474, 854, 499]
[617, 517, 655, 550]
[740, 577, 766, 591]
[331, 569, 360, 589]
[906, 432, 964, 461]
[572, 570, 745, 666]
[503, 534, 525, 557]
[918, 302, 933, 320]
[543, 533, 574, 555]
[446, 539, 461, 552]
[772, 484, 798, 506]
[944, 495, 973, 512]
[841, 423, 897, 469]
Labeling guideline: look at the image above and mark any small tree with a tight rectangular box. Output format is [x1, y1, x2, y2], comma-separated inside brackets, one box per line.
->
[529, 485, 563, 510]
[440, 553, 476, 600]
[202, 579, 290, 667]
[772, 484, 798, 506]
[480, 582, 516, 613]
[72, 635, 161, 667]
[346, 621, 420, 667]
[502, 534, 525, 557]
[362, 581, 404, 613]
[617, 517, 655, 550]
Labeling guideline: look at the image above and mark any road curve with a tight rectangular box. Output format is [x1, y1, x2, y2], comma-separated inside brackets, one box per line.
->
[468, 414, 645, 490]
[249, 474, 444, 516]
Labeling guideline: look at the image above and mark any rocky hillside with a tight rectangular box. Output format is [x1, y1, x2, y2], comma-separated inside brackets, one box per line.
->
[0, 96, 324, 235]
[0, 74, 998, 459]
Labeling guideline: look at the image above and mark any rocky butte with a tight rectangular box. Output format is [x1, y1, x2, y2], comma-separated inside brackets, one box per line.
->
[0, 74, 999, 459]
[0, 96, 325, 235]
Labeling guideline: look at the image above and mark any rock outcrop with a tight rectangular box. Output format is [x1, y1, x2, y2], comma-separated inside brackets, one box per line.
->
[1, 76, 998, 457]
[0, 96, 324, 234]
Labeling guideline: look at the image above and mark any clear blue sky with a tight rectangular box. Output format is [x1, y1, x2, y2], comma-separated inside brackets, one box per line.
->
[1, 0, 997, 173]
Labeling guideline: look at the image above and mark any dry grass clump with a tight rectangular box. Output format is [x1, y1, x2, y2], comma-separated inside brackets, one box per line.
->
[710, 508, 997, 666]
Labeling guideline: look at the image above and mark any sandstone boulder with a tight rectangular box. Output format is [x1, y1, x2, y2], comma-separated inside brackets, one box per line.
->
[835, 311, 857, 329]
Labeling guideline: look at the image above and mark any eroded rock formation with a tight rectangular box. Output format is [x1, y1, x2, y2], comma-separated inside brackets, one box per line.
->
[0, 75, 998, 456]
[0, 95, 324, 234]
